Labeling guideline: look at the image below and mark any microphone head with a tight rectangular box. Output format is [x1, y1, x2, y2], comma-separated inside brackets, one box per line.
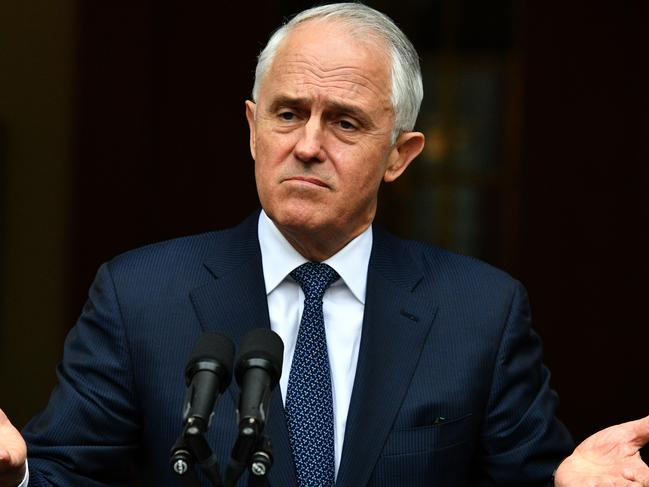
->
[185, 331, 235, 392]
[235, 328, 284, 387]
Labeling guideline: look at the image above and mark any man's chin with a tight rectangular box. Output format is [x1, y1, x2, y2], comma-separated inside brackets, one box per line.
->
[265, 200, 324, 227]
[272, 212, 323, 235]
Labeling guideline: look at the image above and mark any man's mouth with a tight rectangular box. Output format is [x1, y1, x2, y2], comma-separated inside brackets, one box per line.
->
[284, 176, 329, 188]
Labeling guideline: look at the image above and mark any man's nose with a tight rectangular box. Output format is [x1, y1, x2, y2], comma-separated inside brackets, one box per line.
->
[294, 118, 326, 163]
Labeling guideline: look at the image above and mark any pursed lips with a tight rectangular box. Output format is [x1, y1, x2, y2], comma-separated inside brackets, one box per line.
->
[283, 176, 330, 188]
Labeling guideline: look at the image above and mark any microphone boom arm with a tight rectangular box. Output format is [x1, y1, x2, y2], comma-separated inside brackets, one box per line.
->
[171, 422, 224, 487]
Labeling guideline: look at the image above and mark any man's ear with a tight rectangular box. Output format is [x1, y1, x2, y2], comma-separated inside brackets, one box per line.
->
[245, 100, 257, 160]
[383, 131, 425, 183]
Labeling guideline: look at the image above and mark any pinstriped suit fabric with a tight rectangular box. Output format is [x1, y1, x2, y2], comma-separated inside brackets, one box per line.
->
[21, 212, 574, 486]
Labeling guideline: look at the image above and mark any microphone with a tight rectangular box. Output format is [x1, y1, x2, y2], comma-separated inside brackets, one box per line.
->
[224, 329, 283, 486]
[182, 331, 235, 434]
[235, 328, 284, 434]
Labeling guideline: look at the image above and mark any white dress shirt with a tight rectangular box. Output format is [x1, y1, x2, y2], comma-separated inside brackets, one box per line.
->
[17, 461, 28, 487]
[258, 210, 371, 476]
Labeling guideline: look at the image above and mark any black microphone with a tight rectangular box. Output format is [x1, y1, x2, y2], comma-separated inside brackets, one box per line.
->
[225, 329, 284, 486]
[235, 328, 284, 434]
[183, 331, 235, 434]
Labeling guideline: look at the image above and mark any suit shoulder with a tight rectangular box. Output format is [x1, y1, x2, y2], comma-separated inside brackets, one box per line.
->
[380, 231, 520, 296]
[395, 238, 526, 328]
[107, 231, 221, 272]
[105, 213, 259, 277]
[416, 240, 513, 281]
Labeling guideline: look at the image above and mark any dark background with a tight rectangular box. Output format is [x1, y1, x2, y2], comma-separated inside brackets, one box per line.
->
[1, 0, 647, 459]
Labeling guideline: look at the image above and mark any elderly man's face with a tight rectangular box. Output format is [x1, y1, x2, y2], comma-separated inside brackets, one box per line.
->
[246, 20, 422, 257]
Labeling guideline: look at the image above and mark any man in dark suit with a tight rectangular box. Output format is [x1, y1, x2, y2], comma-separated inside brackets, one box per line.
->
[1, 3, 648, 486]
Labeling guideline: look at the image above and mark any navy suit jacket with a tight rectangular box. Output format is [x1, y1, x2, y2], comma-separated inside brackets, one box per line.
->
[23, 212, 574, 486]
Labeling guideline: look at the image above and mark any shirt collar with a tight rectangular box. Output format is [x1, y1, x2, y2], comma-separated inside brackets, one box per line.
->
[258, 210, 372, 304]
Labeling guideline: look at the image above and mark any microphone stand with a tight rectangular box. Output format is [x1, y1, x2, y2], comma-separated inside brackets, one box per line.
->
[224, 418, 274, 487]
[171, 421, 223, 487]
[247, 435, 273, 487]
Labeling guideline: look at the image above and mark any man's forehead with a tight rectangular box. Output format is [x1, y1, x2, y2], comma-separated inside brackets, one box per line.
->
[270, 56, 388, 94]
[259, 30, 391, 104]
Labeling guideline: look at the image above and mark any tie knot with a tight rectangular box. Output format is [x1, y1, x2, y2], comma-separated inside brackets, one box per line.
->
[290, 262, 340, 300]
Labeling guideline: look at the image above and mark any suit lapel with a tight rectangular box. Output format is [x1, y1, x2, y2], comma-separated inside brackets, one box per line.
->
[188, 213, 297, 486]
[336, 228, 438, 487]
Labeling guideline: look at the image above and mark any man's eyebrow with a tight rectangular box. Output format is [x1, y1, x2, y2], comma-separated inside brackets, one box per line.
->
[268, 95, 376, 129]
[269, 95, 308, 112]
[327, 101, 375, 129]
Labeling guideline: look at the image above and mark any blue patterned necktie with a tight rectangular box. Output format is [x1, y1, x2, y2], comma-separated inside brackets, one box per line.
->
[286, 262, 340, 487]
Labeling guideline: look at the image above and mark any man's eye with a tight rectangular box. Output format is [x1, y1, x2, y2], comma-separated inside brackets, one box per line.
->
[279, 112, 295, 121]
[338, 120, 356, 130]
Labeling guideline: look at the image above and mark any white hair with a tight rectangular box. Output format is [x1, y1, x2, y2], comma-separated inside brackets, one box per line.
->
[251, 2, 423, 142]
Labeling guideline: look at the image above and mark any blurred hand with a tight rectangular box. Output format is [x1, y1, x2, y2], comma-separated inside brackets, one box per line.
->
[555, 415, 649, 486]
[0, 409, 26, 487]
